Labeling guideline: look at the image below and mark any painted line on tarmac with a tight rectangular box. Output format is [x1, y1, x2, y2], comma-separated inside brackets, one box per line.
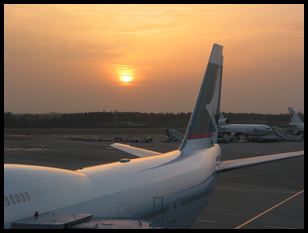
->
[234, 189, 304, 229]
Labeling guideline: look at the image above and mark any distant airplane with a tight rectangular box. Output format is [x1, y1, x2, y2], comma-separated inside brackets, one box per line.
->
[288, 107, 304, 130]
[4, 44, 304, 229]
[219, 123, 274, 137]
[218, 111, 273, 136]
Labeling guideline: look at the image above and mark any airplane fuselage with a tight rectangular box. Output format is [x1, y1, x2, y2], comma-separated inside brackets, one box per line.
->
[219, 124, 273, 136]
[4, 145, 221, 229]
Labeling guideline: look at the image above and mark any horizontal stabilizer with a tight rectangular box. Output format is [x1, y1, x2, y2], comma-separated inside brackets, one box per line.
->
[217, 150, 304, 172]
[110, 143, 162, 158]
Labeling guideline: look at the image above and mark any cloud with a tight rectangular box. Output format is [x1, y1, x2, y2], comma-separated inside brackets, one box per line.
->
[203, 21, 304, 41]
[112, 24, 181, 35]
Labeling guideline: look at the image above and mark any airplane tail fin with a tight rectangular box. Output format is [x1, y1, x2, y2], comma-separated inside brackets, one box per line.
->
[288, 107, 303, 124]
[180, 43, 223, 152]
[218, 112, 230, 125]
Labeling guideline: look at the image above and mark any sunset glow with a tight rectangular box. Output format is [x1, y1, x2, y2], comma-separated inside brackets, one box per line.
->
[4, 4, 304, 113]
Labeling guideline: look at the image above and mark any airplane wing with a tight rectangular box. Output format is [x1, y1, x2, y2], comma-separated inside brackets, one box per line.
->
[110, 143, 162, 158]
[217, 150, 304, 172]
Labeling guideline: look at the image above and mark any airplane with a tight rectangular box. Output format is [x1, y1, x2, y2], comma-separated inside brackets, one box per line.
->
[4, 44, 304, 229]
[219, 123, 274, 137]
[288, 107, 304, 130]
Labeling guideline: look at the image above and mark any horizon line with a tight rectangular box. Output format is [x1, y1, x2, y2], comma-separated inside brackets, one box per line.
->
[4, 111, 304, 115]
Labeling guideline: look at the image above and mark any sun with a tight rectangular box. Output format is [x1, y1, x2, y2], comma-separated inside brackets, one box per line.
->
[116, 65, 135, 85]
[120, 75, 133, 83]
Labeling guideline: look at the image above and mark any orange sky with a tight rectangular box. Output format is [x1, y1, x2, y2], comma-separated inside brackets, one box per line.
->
[4, 4, 304, 114]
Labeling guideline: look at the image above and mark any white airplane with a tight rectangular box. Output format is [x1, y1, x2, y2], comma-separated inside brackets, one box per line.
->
[218, 112, 273, 136]
[4, 44, 304, 229]
[288, 107, 304, 130]
[219, 123, 274, 137]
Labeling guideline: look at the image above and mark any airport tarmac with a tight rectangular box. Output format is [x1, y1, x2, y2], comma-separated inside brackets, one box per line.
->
[4, 128, 304, 229]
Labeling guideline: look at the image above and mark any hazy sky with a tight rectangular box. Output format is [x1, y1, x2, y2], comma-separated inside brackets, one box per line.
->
[4, 4, 304, 114]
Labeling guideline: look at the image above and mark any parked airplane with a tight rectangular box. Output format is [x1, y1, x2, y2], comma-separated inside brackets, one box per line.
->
[219, 123, 274, 137]
[288, 107, 304, 130]
[4, 44, 304, 229]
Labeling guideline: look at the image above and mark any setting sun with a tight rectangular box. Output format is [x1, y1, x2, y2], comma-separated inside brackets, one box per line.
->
[117, 65, 135, 85]
[120, 75, 133, 83]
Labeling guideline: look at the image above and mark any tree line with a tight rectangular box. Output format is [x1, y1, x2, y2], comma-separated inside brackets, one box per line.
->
[4, 111, 302, 128]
